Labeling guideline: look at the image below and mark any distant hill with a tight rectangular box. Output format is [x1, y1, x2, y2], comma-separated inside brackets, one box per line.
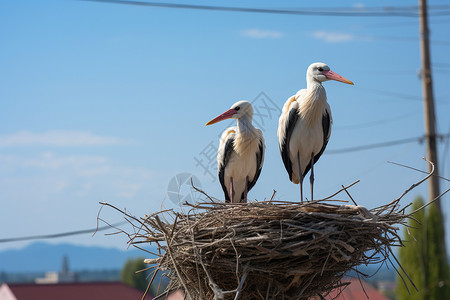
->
[0, 242, 157, 273]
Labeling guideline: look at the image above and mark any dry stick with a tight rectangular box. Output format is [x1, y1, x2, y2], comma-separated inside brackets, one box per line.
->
[142, 253, 168, 299]
[388, 161, 450, 182]
[387, 158, 435, 212]
[132, 244, 162, 258]
[268, 190, 277, 203]
[228, 228, 241, 285]
[389, 248, 418, 292]
[356, 270, 369, 299]
[296, 273, 317, 300]
[265, 280, 272, 300]
[191, 178, 216, 203]
[233, 263, 249, 300]
[96, 217, 129, 238]
[197, 250, 224, 299]
[142, 269, 160, 300]
[185, 208, 205, 297]
[156, 274, 164, 298]
[99, 202, 145, 227]
[317, 294, 326, 300]
[93, 202, 105, 237]
[322, 180, 360, 200]
[407, 188, 450, 216]
[154, 216, 193, 300]
[341, 185, 358, 206]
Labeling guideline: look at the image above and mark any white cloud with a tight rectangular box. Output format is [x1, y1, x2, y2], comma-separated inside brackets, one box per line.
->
[353, 3, 366, 10]
[312, 31, 355, 43]
[1, 152, 108, 171]
[0, 152, 154, 200]
[240, 28, 284, 39]
[0, 130, 131, 147]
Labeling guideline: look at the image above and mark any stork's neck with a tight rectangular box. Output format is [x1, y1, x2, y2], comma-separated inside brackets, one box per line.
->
[234, 116, 259, 154]
[299, 80, 328, 125]
[236, 116, 257, 138]
[306, 79, 325, 96]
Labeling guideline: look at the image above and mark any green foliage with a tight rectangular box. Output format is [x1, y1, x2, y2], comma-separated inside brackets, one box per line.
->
[426, 203, 450, 298]
[396, 196, 450, 300]
[120, 257, 149, 292]
[396, 196, 425, 300]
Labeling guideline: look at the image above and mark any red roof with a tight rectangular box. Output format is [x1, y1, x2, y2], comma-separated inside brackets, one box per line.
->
[326, 278, 389, 300]
[2, 282, 153, 300]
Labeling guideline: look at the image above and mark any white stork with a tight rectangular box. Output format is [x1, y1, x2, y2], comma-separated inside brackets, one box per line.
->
[206, 101, 265, 203]
[278, 62, 353, 202]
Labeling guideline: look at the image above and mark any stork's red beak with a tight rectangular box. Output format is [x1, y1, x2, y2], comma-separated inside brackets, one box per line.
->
[206, 108, 237, 125]
[322, 70, 354, 85]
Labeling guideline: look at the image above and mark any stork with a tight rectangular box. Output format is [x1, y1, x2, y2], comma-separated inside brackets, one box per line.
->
[278, 62, 353, 202]
[206, 101, 265, 203]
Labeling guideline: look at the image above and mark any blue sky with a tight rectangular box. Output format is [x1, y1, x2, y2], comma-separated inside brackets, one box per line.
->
[1, 0, 449, 253]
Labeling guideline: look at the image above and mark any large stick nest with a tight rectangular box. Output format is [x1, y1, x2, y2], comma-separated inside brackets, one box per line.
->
[143, 199, 405, 300]
[100, 163, 443, 300]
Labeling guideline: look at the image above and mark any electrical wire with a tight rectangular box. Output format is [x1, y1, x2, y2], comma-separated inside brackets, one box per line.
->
[77, 0, 450, 17]
[326, 136, 424, 154]
[334, 109, 421, 130]
[0, 221, 127, 243]
[327, 133, 450, 154]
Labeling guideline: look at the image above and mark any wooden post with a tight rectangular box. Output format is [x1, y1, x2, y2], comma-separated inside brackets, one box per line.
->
[419, 1, 447, 295]
[419, 0, 441, 206]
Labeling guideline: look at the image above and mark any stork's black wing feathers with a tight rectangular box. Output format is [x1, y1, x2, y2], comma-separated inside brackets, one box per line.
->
[218, 136, 235, 203]
[280, 107, 299, 182]
[247, 137, 264, 193]
[303, 110, 331, 176]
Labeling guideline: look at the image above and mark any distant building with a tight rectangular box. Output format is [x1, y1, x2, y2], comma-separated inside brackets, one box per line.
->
[0, 282, 153, 300]
[377, 280, 396, 293]
[34, 255, 77, 284]
[328, 278, 389, 300]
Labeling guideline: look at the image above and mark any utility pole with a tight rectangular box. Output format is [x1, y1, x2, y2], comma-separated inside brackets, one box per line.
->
[419, 0, 441, 207]
[418, 2, 448, 296]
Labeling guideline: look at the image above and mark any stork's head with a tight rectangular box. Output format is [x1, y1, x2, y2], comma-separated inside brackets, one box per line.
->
[307, 62, 354, 85]
[206, 101, 253, 125]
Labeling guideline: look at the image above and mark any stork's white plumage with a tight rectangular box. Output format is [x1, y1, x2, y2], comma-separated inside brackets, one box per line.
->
[278, 62, 353, 202]
[206, 101, 265, 203]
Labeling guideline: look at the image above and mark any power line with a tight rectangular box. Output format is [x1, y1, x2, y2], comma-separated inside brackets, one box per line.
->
[326, 133, 450, 154]
[357, 88, 423, 101]
[334, 109, 421, 130]
[78, 0, 450, 17]
[0, 221, 127, 243]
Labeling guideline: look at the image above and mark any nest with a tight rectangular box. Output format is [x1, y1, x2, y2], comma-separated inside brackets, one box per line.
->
[99, 164, 440, 300]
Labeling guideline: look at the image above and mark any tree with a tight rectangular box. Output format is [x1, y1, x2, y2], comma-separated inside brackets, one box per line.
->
[121, 257, 149, 292]
[396, 196, 425, 300]
[426, 203, 450, 298]
[396, 196, 450, 299]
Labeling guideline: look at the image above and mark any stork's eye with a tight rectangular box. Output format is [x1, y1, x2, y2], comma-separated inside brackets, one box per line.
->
[235, 106, 240, 111]
[318, 67, 324, 72]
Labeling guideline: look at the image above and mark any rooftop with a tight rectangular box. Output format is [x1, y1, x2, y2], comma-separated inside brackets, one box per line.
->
[0, 282, 153, 300]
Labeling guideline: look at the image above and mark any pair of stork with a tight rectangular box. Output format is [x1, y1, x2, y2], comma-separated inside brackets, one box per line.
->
[206, 62, 354, 203]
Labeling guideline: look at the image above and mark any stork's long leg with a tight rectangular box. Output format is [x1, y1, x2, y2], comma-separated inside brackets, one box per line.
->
[243, 176, 249, 203]
[230, 177, 235, 203]
[310, 152, 315, 201]
[297, 152, 304, 203]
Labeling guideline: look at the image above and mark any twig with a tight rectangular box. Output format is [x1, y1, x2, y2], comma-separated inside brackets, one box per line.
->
[233, 263, 249, 300]
[388, 160, 450, 182]
[407, 188, 450, 216]
[269, 190, 277, 203]
[387, 158, 435, 210]
[322, 180, 360, 200]
[341, 185, 358, 206]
